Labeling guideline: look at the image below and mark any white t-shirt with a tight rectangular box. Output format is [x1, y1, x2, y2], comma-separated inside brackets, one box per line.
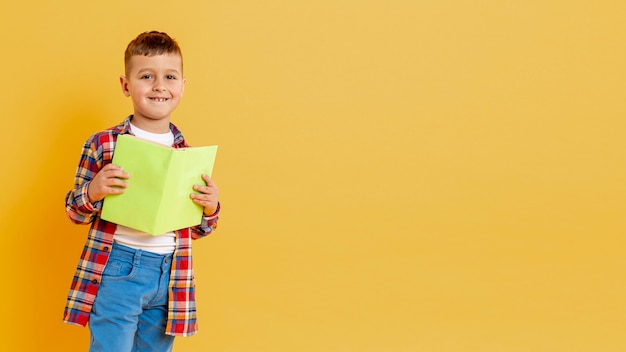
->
[113, 123, 176, 254]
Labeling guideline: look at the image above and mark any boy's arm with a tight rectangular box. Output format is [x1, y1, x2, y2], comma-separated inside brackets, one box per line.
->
[190, 174, 220, 239]
[65, 140, 103, 224]
[65, 136, 129, 224]
[191, 203, 220, 240]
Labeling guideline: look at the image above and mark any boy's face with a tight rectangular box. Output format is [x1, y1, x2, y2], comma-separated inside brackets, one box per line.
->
[120, 53, 185, 129]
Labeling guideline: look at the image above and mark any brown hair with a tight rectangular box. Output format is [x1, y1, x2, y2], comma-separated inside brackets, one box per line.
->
[124, 31, 183, 74]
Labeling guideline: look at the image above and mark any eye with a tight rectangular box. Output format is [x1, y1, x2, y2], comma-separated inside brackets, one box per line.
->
[141, 74, 153, 79]
[166, 75, 177, 80]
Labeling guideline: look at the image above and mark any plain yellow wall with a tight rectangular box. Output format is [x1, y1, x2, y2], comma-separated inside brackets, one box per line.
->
[1, 1, 626, 351]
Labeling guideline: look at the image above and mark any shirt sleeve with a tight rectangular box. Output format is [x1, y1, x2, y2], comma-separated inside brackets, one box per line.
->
[191, 202, 220, 240]
[65, 137, 103, 224]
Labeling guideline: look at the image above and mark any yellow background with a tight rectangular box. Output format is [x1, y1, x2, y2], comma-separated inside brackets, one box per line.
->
[1, 1, 625, 351]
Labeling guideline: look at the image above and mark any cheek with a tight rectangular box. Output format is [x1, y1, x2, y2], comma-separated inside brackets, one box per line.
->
[129, 86, 148, 97]
[172, 86, 184, 98]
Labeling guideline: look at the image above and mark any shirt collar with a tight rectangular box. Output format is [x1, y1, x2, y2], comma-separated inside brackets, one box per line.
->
[117, 115, 187, 147]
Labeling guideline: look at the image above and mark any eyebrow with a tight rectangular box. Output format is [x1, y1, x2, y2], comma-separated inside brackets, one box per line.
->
[136, 68, 181, 75]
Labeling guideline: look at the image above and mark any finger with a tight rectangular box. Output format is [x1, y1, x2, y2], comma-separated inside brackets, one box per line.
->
[100, 164, 129, 178]
[190, 193, 206, 203]
[109, 168, 130, 179]
[195, 200, 218, 215]
[193, 184, 215, 194]
[202, 174, 215, 186]
[101, 163, 117, 170]
[190, 193, 216, 203]
[106, 185, 126, 194]
[101, 163, 124, 172]
[106, 177, 129, 188]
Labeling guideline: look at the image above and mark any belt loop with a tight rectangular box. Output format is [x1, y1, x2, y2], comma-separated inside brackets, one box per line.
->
[133, 248, 142, 266]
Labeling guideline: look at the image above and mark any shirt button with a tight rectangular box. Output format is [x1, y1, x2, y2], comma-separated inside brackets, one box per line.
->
[103, 247, 110, 252]
[91, 279, 98, 284]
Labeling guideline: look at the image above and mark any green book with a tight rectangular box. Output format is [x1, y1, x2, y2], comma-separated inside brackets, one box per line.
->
[101, 134, 218, 235]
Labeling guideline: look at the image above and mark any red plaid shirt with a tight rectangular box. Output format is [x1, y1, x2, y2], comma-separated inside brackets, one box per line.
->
[63, 116, 219, 336]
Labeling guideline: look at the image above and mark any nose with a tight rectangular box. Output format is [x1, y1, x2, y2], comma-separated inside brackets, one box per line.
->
[153, 78, 166, 92]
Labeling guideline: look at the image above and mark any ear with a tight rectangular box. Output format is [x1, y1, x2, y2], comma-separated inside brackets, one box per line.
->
[181, 77, 187, 97]
[120, 76, 131, 97]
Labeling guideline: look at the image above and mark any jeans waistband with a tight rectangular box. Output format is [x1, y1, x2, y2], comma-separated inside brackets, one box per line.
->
[110, 242, 173, 267]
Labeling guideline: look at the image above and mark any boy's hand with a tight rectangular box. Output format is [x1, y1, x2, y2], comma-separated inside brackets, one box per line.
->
[87, 164, 130, 203]
[191, 174, 219, 216]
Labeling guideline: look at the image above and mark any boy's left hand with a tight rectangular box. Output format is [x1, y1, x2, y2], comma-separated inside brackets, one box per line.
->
[191, 174, 219, 216]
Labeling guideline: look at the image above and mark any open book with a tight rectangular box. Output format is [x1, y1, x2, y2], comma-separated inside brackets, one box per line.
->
[101, 134, 218, 235]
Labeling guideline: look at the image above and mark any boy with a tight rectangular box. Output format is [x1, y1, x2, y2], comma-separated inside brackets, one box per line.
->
[63, 31, 220, 352]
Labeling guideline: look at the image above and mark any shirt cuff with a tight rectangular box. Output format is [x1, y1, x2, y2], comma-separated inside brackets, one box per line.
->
[77, 183, 100, 212]
[203, 202, 221, 220]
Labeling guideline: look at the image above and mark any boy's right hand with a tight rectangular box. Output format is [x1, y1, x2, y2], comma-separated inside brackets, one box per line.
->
[87, 164, 130, 203]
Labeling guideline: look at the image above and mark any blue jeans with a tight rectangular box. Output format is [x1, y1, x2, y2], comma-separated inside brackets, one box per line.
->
[89, 242, 175, 352]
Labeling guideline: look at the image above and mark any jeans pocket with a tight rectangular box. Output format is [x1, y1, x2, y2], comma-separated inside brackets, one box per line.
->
[102, 256, 137, 282]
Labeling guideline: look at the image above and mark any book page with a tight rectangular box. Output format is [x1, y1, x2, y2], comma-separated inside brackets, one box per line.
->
[101, 134, 218, 235]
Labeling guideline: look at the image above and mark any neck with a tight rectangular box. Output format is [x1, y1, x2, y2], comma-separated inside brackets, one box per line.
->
[130, 115, 170, 133]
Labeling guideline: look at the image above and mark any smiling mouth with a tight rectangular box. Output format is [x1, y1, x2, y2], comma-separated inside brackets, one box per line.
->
[150, 97, 169, 102]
